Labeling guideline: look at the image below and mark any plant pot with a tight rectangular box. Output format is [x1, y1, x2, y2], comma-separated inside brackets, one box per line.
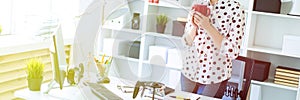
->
[156, 24, 166, 34]
[27, 78, 43, 91]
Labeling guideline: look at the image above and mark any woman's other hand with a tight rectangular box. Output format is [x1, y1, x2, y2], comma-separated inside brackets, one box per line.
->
[193, 11, 212, 30]
[190, 11, 198, 28]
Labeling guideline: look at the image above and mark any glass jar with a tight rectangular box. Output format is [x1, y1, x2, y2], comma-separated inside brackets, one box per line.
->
[132, 13, 140, 30]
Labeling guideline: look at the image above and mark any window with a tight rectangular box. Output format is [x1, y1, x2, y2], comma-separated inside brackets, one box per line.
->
[0, 0, 79, 38]
[0, 0, 12, 35]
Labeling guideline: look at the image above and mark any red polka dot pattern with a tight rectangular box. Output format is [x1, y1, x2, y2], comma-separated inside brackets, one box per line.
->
[182, 0, 245, 84]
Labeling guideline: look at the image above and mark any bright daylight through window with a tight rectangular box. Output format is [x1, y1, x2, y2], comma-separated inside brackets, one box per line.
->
[0, 0, 78, 40]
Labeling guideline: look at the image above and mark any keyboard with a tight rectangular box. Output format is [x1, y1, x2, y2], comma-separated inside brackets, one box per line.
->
[86, 82, 123, 100]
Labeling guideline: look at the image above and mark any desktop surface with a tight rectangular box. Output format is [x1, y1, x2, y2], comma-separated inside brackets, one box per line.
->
[15, 76, 221, 100]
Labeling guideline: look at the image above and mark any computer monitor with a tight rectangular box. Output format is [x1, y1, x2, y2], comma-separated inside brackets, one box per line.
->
[45, 24, 67, 94]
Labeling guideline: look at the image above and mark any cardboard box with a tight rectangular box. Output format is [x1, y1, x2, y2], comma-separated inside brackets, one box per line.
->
[166, 48, 183, 69]
[172, 21, 186, 37]
[104, 11, 131, 28]
[282, 35, 300, 56]
[148, 46, 169, 66]
[252, 60, 271, 81]
[253, 0, 281, 13]
[103, 38, 128, 56]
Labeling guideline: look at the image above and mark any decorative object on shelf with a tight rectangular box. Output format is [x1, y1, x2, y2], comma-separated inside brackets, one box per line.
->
[280, 1, 293, 15]
[128, 41, 141, 59]
[252, 60, 271, 81]
[172, 17, 187, 36]
[156, 14, 168, 34]
[289, 0, 300, 16]
[131, 13, 140, 30]
[153, 0, 159, 4]
[282, 35, 300, 56]
[274, 66, 300, 87]
[104, 1, 131, 28]
[149, 0, 154, 3]
[26, 58, 45, 91]
[253, 0, 281, 13]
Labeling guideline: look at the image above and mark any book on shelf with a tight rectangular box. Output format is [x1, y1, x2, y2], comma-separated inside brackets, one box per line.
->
[274, 66, 300, 88]
[274, 81, 298, 88]
[276, 66, 300, 75]
[275, 75, 299, 82]
[275, 71, 299, 79]
[274, 78, 299, 85]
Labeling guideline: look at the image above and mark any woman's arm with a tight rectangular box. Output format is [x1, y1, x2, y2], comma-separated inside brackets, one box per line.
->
[182, 12, 198, 46]
[193, 2, 246, 59]
[193, 12, 224, 49]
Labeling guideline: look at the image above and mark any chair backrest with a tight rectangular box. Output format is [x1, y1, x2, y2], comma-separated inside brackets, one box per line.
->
[230, 59, 246, 92]
[236, 56, 255, 100]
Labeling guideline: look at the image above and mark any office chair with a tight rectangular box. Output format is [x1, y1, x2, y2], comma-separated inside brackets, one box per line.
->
[224, 56, 255, 100]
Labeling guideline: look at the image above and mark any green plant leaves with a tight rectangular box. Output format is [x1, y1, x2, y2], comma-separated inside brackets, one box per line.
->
[156, 14, 168, 25]
[26, 58, 45, 79]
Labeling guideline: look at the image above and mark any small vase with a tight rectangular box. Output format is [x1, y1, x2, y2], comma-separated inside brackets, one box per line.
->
[156, 24, 166, 34]
[28, 78, 43, 91]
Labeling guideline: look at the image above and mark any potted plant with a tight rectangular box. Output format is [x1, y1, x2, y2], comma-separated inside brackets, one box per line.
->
[156, 14, 168, 34]
[26, 58, 45, 91]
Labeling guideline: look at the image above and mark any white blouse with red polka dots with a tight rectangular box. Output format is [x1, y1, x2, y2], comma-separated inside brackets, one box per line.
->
[181, 0, 246, 84]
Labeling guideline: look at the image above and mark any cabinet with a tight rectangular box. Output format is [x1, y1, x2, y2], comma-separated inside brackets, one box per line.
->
[244, 0, 300, 99]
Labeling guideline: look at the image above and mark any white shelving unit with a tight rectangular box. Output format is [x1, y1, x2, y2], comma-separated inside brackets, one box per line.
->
[245, 0, 300, 99]
[99, 0, 189, 86]
[252, 79, 297, 91]
[251, 11, 300, 20]
[247, 45, 300, 59]
[144, 32, 181, 40]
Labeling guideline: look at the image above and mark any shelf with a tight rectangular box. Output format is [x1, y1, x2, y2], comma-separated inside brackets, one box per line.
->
[251, 79, 297, 91]
[144, 32, 182, 40]
[247, 45, 300, 58]
[143, 60, 181, 71]
[114, 55, 140, 62]
[102, 25, 142, 34]
[252, 11, 300, 20]
[146, 1, 191, 10]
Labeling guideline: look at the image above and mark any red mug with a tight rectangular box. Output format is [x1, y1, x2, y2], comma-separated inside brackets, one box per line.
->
[192, 4, 210, 17]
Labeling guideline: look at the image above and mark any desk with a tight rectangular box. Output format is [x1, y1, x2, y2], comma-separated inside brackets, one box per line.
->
[15, 76, 221, 100]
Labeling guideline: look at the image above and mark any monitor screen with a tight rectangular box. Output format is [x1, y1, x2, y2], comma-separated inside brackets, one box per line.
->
[49, 25, 67, 89]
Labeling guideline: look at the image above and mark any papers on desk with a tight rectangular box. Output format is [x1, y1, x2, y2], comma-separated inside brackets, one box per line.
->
[117, 85, 134, 93]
